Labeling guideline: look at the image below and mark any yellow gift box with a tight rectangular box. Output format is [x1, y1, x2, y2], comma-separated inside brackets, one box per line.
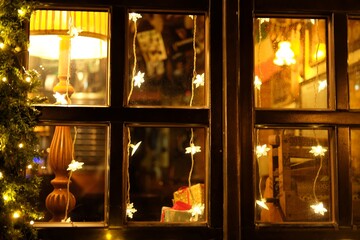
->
[173, 183, 205, 206]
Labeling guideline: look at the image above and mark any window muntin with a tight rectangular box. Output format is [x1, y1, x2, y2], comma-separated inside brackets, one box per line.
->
[348, 19, 360, 109]
[29, 9, 109, 106]
[254, 18, 328, 109]
[254, 127, 333, 223]
[127, 13, 208, 107]
[126, 126, 207, 222]
[33, 124, 108, 225]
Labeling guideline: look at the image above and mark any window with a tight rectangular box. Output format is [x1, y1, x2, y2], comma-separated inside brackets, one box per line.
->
[32, 0, 223, 239]
[237, 0, 360, 239]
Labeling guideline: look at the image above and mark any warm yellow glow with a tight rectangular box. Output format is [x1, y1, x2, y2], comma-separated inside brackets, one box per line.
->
[18, 143, 24, 148]
[0, 42, 4, 49]
[67, 160, 84, 172]
[185, 143, 202, 155]
[2, 77, 7, 82]
[30, 220, 35, 225]
[12, 211, 21, 219]
[126, 202, 137, 218]
[0, 171, 3, 179]
[3, 189, 15, 202]
[309, 145, 327, 157]
[29, 35, 107, 60]
[27, 164, 32, 169]
[254, 76, 262, 90]
[273, 41, 296, 66]
[25, 76, 31, 82]
[193, 73, 205, 88]
[105, 232, 112, 240]
[130, 141, 142, 156]
[18, 8, 26, 17]
[312, 43, 326, 61]
[310, 202, 327, 215]
[256, 144, 270, 158]
[256, 199, 269, 210]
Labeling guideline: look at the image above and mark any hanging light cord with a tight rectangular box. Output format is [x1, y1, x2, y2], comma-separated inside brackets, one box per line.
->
[127, 130, 132, 204]
[189, 15, 197, 107]
[127, 19, 138, 104]
[257, 19, 263, 107]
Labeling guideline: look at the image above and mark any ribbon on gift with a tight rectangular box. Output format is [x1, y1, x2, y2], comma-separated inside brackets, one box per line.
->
[172, 201, 192, 210]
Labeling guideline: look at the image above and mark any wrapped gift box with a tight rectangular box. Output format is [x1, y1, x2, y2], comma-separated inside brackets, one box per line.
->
[161, 207, 193, 222]
[173, 183, 204, 205]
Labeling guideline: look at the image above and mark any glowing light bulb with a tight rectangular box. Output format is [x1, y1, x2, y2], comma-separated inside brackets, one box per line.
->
[130, 141, 142, 156]
[273, 41, 296, 66]
[129, 12, 142, 22]
[185, 143, 201, 155]
[2, 77, 7, 82]
[0, 171, 3, 179]
[254, 76, 262, 90]
[310, 202, 327, 215]
[18, 8, 26, 17]
[30, 220, 34, 225]
[18, 143, 24, 148]
[0, 42, 4, 49]
[12, 211, 21, 219]
[25, 76, 31, 82]
[310, 145, 327, 157]
[27, 164, 32, 169]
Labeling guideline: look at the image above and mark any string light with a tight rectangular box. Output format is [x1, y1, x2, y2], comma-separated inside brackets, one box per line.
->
[0, 42, 5, 49]
[129, 141, 142, 156]
[2, 76, 6, 82]
[254, 76, 262, 91]
[126, 129, 139, 218]
[273, 41, 296, 66]
[255, 144, 270, 158]
[12, 211, 21, 219]
[0, 171, 3, 179]
[127, 12, 145, 104]
[18, 143, 24, 148]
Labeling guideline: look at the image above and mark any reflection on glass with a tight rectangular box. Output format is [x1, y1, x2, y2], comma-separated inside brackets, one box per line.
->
[351, 129, 360, 223]
[254, 127, 332, 223]
[29, 10, 109, 106]
[127, 127, 207, 222]
[348, 19, 360, 109]
[33, 125, 108, 224]
[254, 18, 328, 109]
[127, 13, 207, 107]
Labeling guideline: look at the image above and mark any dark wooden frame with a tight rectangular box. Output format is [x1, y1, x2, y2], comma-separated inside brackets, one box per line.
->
[35, 0, 224, 239]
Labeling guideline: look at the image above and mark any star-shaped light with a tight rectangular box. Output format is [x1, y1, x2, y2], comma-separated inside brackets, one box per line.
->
[133, 71, 145, 88]
[68, 17, 82, 37]
[185, 143, 201, 155]
[256, 199, 269, 210]
[310, 202, 327, 215]
[318, 80, 327, 92]
[193, 73, 205, 88]
[254, 76, 262, 90]
[126, 202, 137, 218]
[67, 160, 84, 172]
[191, 203, 205, 217]
[61, 217, 72, 223]
[129, 141, 142, 156]
[309, 145, 327, 157]
[188, 15, 194, 19]
[53, 92, 68, 105]
[256, 144, 270, 158]
[129, 13, 142, 22]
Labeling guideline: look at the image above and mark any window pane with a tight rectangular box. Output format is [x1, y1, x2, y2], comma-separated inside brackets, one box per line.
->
[351, 129, 360, 223]
[254, 127, 333, 223]
[126, 126, 207, 222]
[29, 10, 109, 106]
[348, 19, 360, 109]
[254, 18, 328, 109]
[127, 13, 208, 107]
[33, 125, 108, 224]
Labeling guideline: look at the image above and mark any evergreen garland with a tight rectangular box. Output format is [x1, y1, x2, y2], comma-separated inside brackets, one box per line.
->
[0, 0, 46, 239]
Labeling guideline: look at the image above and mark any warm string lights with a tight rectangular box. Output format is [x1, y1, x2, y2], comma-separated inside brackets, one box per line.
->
[127, 12, 145, 105]
[62, 127, 84, 223]
[185, 15, 205, 218]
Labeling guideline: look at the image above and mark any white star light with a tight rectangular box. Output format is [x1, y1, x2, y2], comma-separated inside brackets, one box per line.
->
[256, 199, 269, 210]
[133, 71, 145, 88]
[126, 202, 137, 218]
[53, 92, 68, 105]
[310, 202, 327, 215]
[67, 17, 82, 37]
[193, 73, 205, 88]
[130, 141, 142, 156]
[309, 145, 327, 157]
[258, 18, 270, 24]
[256, 144, 270, 158]
[318, 80, 327, 92]
[67, 160, 84, 172]
[185, 143, 201, 155]
[191, 203, 205, 217]
[254, 76, 262, 90]
[129, 13, 142, 22]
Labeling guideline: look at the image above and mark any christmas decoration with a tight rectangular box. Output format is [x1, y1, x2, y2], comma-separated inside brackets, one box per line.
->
[0, 0, 46, 239]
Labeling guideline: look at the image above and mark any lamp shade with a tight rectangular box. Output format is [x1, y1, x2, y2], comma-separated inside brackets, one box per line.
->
[29, 10, 109, 59]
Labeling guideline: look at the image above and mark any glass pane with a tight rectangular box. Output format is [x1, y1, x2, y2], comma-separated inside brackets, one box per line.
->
[254, 127, 333, 223]
[351, 129, 360, 223]
[33, 125, 108, 225]
[348, 19, 360, 109]
[126, 126, 207, 222]
[254, 18, 328, 109]
[127, 13, 208, 107]
[29, 10, 109, 106]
